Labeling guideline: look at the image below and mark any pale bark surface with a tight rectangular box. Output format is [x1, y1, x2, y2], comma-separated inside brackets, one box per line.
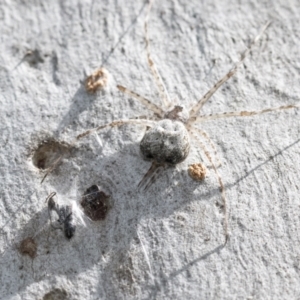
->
[0, 0, 300, 299]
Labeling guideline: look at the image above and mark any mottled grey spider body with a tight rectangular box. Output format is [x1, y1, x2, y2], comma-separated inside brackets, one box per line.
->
[140, 116, 190, 165]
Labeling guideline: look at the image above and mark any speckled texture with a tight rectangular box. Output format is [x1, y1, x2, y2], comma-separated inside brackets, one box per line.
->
[140, 119, 190, 165]
[1, 0, 300, 299]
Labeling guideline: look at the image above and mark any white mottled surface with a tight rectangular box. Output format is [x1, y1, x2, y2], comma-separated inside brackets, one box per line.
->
[1, 0, 300, 299]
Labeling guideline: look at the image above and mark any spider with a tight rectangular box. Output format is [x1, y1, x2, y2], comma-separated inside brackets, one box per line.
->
[44, 0, 299, 244]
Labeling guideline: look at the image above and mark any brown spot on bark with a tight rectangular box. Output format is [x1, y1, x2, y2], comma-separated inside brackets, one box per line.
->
[19, 237, 37, 259]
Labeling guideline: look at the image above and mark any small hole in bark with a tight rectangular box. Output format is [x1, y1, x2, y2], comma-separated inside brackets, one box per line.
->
[146, 154, 154, 160]
[43, 288, 68, 300]
[32, 140, 69, 170]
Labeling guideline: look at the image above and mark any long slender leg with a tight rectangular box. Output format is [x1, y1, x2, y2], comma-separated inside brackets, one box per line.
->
[190, 103, 299, 123]
[137, 161, 166, 191]
[117, 85, 164, 117]
[188, 21, 271, 124]
[41, 118, 156, 183]
[76, 118, 156, 140]
[191, 131, 229, 245]
[191, 127, 222, 168]
[41, 119, 155, 184]
[144, 0, 172, 109]
[45, 192, 57, 206]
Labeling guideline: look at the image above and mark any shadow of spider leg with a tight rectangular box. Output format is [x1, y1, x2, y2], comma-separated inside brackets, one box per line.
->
[187, 21, 272, 121]
[174, 21, 273, 244]
[75, 118, 157, 148]
[192, 127, 222, 168]
[183, 20, 299, 244]
[144, 0, 172, 109]
[117, 0, 174, 115]
[41, 118, 157, 183]
[117, 4, 271, 246]
[190, 129, 228, 244]
[41, 0, 174, 184]
[188, 106, 300, 245]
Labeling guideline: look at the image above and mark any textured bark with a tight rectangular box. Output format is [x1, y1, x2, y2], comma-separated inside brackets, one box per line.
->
[0, 0, 300, 299]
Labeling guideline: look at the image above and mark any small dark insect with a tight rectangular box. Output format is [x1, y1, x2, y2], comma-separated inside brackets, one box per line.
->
[46, 192, 78, 239]
[81, 185, 110, 221]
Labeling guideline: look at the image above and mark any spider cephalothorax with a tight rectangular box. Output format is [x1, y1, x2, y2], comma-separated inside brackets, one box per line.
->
[164, 105, 189, 123]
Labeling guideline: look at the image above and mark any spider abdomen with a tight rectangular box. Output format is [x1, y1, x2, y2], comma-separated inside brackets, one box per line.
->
[140, 119, 190, 165]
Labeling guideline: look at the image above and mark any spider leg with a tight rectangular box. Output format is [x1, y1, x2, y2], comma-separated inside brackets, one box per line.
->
[46, 192, 58, 218]
[191, 127, 222, 168]
[117, 85, 164, 117]
[45, 192, 57, 205]
[188, 21, 271, 124]
[192, 104, 300, 123]
[76, 118, 156, 141]
[41, 118, 156, 183]
[191, 131, 229, 245]
[144, 0, 172, 109]
[137, 161, 166, 191]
